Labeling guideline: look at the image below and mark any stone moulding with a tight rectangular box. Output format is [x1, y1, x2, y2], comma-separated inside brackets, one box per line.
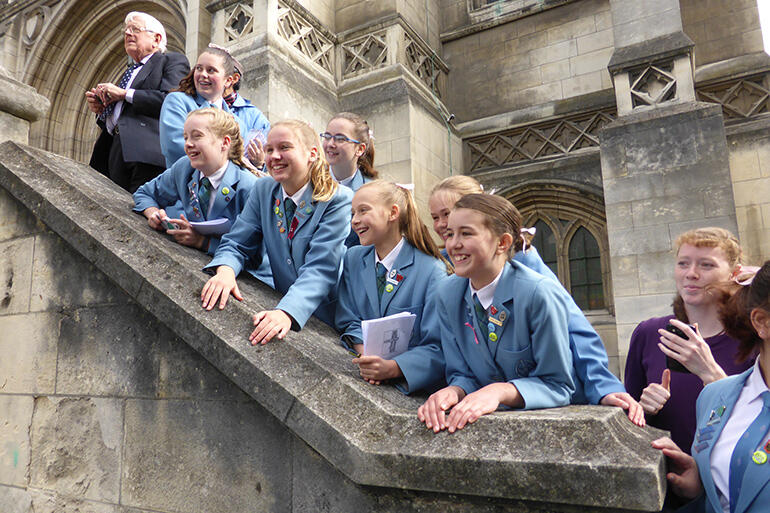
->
[0, 141, 667, 511]
[276, 0, 334, 74]
[696, 72, 770, 122]
[466, 107, 617, 173]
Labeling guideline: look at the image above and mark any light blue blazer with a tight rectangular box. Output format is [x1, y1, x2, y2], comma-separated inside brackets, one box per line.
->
[230, 94, 270, 135]
[335, 242, 449, 394]
[204, 178, 353, 328]
[514, 247, 625, 404]
[683, 368, 768, 513]
[438, 260, 576, 410]
[338, 168, 371, 248]
[159, 92, 246, 168]
[132, 158, 258, 256]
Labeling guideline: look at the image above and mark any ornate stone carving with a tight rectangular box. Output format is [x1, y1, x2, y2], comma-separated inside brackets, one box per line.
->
[22, 5, 50, 47]
[629, 61, 676, 108]
[467, 109, 616, 173]
[224, 2, 254, 43]
[341, 30, 388, 77]
[276, 0, 333, 74]
[403, 32, 442, 97]
[697, 73, 770, 121]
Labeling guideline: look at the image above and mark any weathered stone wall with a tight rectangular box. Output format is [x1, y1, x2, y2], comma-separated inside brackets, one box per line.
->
[442, 0, 614, 122]
[0, 141, 667, 512]
[726, 118, 770, 267]
[681, 0, 763, 67]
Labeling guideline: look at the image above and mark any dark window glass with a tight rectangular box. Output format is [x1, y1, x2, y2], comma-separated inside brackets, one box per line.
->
[532, 219, 558, 277]
[569, 227, 604, 310]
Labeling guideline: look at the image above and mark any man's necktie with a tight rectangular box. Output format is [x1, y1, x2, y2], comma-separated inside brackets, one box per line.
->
[473, 294, 488, 341]
[728, 391, 770, 513]
[199, 177, 212, 219]
[99, 61, 143, 122]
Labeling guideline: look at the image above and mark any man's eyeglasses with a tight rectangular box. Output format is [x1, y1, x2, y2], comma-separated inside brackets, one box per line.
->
[125, 26, 155, 35]
[319, 132, 360, 144]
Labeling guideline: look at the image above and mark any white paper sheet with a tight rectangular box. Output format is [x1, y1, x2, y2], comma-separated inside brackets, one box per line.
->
[362, 311, 416, 359]
[189, 218, 232, 236]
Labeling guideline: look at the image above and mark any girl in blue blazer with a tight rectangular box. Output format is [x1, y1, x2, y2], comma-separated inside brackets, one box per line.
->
[321, 112, 378, 247]
[335, 181, 452, 394]
[427, 176, 644, 426]
[418, 193, 578, 434]
[653, 261, 770, 513]
[133, 108, 258, 256]
[201, 120, 353, 345]
[159, 46, 246, 168]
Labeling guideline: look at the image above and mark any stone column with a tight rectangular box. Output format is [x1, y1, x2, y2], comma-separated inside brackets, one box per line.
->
[0, 65, 49, 144]
[600, 0, 738, 374]
[206, 0, 461, 222]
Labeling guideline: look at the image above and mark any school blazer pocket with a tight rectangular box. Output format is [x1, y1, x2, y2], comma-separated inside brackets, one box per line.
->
[497, 344, 536, 379]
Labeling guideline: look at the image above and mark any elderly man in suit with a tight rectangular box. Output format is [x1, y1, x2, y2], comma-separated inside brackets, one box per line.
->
[86, 11, 189, 193]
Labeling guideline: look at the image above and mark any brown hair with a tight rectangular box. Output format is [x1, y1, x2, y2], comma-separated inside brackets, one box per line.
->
[672, 227, 743, 322]
[358, 181, 452, 274]
[186, 108, 249, 170]
[453, 194, 524, 255]
[719, 261, 770, 362]
[329, 112, 378, 179]
[429, 175, 483, 204]
[271, 120, 338, 202]
[175, 48, 238, 96]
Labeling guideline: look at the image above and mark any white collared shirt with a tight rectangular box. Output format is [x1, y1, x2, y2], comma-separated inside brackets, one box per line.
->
[469, 266, 504, 310]
[710, 359, 770, 513]
[199, 163, 228, 216]
[375, 237, 405, 274]
[108, 52, 155, 133]
[281, 181, 310, 206]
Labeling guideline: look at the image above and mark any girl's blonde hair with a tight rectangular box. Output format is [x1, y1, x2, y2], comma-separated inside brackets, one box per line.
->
[429, 175, 483, 204]
[271, 120, 338, 202]
[329, 112, 378, 179]
[672, 227, 743, 322]
[359, 181, 453, 274]
[186, 108, 249, 170]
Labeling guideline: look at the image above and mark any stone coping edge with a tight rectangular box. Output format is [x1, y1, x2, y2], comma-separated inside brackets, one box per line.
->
[0, 141, 666, 511]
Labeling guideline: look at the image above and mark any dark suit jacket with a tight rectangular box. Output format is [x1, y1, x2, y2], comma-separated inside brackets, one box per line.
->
[90, 51, 190, 172]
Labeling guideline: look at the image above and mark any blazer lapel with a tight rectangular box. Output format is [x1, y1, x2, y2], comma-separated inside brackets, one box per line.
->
[207, 162, 238, 220]
[289, 185, 316, 237]
[361, 249, 380, 315]
[694, 373, 751, 513]
[129, 51, 158, 89]
[488, 264, 514, 359]
[186, 173, 206, 221]
[379, 242, 413, 316]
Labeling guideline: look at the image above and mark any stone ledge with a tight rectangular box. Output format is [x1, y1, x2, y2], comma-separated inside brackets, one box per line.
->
[0, 66, 49, 123]
[0, 141, 666, 511]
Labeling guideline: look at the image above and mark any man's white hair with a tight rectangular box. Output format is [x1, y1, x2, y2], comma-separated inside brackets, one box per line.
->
[125, 11, 167, 53]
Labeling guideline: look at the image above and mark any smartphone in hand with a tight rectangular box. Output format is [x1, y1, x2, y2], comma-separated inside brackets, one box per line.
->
[664, 323, 694, 374]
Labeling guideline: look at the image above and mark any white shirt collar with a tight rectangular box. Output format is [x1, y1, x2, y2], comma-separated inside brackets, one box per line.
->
[469, 266, 505, 310]
[338, 173, 355, 187]
[375, 237, 405, 273]
[281, 181, 310, 204]
[199, 162, 228, 190]
[744, 358, 770, 404]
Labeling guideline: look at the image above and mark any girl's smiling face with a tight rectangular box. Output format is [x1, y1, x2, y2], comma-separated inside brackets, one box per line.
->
[429, 190, 458, 242]
[350, 186, 396, 247]
[194, 52, 233, 102]
[323, 117, 364, 174]
[183, 115, 229, 175]
[264, 125, 316, 195]
[445, 208, 509, 288]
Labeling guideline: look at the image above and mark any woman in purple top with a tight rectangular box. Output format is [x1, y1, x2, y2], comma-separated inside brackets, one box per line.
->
[624, 227, 754, 455]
